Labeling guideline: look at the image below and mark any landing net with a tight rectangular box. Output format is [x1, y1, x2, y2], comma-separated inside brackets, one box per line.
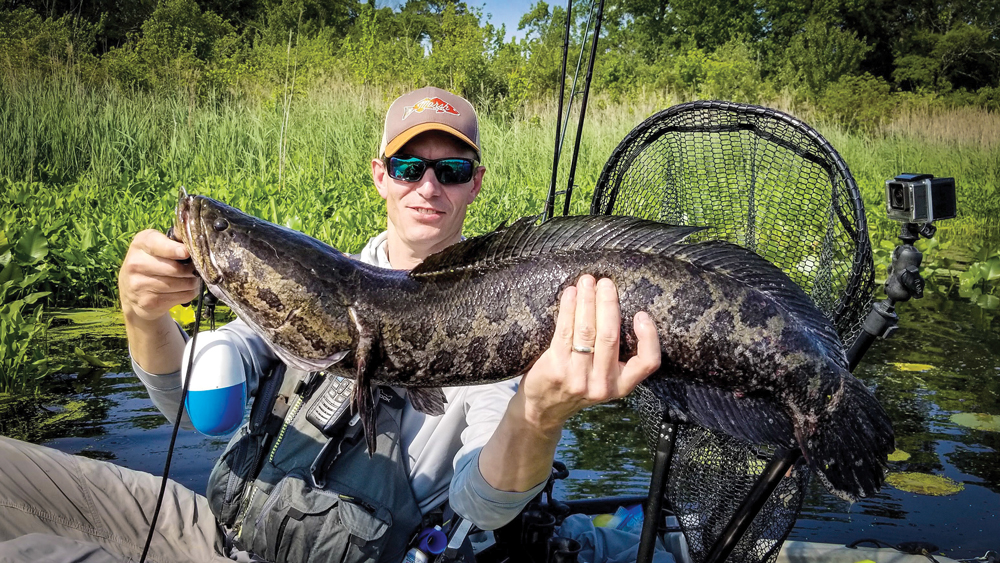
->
[591, 101, 875, 563]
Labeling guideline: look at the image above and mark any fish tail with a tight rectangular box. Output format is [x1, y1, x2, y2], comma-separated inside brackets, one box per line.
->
[799, 371, 894, 501]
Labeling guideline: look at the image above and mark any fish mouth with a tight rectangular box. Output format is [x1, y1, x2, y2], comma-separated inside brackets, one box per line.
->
[174, 187, 195, 245]
[174, 189, 224, 286]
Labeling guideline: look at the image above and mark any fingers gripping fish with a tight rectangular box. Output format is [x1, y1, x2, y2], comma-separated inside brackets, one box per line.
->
[173, 189, 894, 502]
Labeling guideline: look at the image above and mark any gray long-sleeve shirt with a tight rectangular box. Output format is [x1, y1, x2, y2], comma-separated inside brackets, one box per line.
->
[131, 231, 546, 530]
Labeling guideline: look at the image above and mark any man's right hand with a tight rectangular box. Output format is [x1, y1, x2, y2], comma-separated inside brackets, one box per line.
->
[119, 229, 201, 375]
[119, 229, 201, 320]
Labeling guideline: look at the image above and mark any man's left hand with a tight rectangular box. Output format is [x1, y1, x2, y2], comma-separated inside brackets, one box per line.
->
[519, 274, 661, 433]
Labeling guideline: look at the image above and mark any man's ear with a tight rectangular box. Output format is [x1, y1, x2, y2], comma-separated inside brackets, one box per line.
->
[468, 166, 486, 204]
[372, 158, 390, 200]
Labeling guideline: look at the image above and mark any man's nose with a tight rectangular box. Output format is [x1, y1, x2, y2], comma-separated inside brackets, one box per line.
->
[415, 168, 443, 197]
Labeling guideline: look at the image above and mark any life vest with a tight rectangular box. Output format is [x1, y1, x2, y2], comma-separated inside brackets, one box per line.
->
[206, 365, 423, 563]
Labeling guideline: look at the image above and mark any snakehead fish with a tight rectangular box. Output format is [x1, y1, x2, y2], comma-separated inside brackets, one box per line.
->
[174, 189, 893, 502]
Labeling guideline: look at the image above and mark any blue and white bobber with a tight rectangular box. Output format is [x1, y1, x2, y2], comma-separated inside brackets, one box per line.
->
[181, 331, 247, 436]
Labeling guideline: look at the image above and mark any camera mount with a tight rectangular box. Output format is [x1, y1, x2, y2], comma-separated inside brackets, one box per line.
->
[847, 173, 957, 370]
[847, 222, 930, 370]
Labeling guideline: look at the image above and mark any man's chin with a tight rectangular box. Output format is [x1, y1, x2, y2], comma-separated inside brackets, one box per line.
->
[402, 224, 461, 252]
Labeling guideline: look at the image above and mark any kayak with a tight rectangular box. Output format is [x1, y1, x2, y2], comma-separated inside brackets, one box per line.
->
[464, 493, 992, 563]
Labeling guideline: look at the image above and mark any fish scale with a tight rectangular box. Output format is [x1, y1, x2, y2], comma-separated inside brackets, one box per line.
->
[174, 190, 894, 503]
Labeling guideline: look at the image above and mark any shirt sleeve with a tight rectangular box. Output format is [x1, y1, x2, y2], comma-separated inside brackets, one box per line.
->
[130, 318, 280, 427]
[447, 378, 547, 530]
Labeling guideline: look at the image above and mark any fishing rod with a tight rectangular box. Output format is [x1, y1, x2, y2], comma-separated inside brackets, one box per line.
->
[138, 231, 216, 563]
[562, 0, 604, 218]
[543, 0, 572, 222]
[543, 0, 606, 221]
[557, 0, 598, 160]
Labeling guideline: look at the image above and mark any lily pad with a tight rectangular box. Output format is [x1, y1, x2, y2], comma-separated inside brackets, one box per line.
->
[950, 412, 1000, 432]
[890, 362, 935, 372]
[886, 472, 964, 496]
[887, 449, 911, 462]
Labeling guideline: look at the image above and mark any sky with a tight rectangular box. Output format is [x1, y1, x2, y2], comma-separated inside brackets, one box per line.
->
[474, 0, 540, 41]
[378, 0, 542, 42]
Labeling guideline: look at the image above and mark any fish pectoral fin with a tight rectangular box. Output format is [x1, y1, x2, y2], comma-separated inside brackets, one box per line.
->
[352, 381, 378, 458]
[407, 388, 447, 417]
[349, 306, 380, 458]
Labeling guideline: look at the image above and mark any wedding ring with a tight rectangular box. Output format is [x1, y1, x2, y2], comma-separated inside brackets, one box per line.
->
[571, 344, 595, 354]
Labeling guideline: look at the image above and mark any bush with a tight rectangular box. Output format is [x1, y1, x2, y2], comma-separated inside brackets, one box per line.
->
[0, 7, 102, 77]
[102, 0, 242, 94]
[425, 4, 509, 109]
[782, 17, 872, 97]
[339, 4, 424, 90]
[656, 39, 770, 102]
[818, 73, 898, 132]
[974, 86, 1000, 112]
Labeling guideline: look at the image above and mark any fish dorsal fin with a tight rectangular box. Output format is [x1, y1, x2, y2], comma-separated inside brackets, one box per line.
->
[664, 241, 848, 366]
[411, 215, 704, 277]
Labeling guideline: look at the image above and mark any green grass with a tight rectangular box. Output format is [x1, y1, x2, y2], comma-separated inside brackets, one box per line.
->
[2, 74, 998, 310]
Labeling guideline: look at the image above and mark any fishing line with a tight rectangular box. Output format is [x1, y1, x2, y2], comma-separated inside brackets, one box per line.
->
[138, 282, 211, 563]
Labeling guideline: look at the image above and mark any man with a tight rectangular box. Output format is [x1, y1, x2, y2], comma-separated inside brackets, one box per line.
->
[0, 87, 660, 563]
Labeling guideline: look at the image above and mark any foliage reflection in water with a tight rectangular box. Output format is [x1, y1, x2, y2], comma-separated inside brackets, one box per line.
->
[0, 295, 996, 557]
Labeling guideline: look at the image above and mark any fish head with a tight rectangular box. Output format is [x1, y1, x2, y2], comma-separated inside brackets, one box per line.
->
[174, 189, 358, 371]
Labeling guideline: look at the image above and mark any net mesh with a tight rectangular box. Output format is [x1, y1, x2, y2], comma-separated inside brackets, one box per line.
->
[588, 101, 875, 563]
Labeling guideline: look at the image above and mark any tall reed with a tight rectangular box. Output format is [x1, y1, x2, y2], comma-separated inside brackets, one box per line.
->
[2, 73, 998, 308]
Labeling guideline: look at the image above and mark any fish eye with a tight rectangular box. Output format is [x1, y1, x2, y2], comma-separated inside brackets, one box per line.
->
[213, 218, 229, 232]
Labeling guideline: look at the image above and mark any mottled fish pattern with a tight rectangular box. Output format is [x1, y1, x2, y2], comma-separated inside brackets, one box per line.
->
[174, 191, 893, 502]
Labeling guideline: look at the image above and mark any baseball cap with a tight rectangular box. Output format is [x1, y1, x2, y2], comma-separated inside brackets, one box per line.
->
[379, 87, 481, 160]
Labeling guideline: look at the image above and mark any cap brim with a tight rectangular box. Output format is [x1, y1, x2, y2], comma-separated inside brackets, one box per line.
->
[383, 123, 480, 160]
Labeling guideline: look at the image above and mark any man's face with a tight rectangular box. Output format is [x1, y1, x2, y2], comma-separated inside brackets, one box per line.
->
[372, 131, 485, 257]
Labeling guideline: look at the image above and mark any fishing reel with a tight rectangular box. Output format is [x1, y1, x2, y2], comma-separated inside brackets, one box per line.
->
[847, 173, 958, 369]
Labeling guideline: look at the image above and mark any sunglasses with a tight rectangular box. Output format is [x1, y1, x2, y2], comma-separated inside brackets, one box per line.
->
[385, 154, 478, 185]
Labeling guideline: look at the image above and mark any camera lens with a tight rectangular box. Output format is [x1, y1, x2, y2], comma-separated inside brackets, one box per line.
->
[890, 184, 907, 210]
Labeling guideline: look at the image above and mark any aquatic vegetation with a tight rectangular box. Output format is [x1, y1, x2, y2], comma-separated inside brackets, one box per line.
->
[0, 227, 58, 393]
[889, 363, 935, 372]
[885, 472, 965, 496]
[958, 245, 1000, 310]
[949, 412, 1000, 433]
[887, 449, 912, 462]
[73, 347, 113, 369]
[47, 308, 125, 341]
[0, 392, 107, 442]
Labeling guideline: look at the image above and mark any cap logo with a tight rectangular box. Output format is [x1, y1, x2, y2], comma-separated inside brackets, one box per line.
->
[402, 97, 460, 120]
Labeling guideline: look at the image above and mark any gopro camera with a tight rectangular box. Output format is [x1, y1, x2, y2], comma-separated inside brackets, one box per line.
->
[885, 173, 957, 223]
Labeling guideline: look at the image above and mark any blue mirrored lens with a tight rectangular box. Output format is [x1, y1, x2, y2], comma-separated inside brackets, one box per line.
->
[389, 157, 426, 182]
[435, 159, 474, 184]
